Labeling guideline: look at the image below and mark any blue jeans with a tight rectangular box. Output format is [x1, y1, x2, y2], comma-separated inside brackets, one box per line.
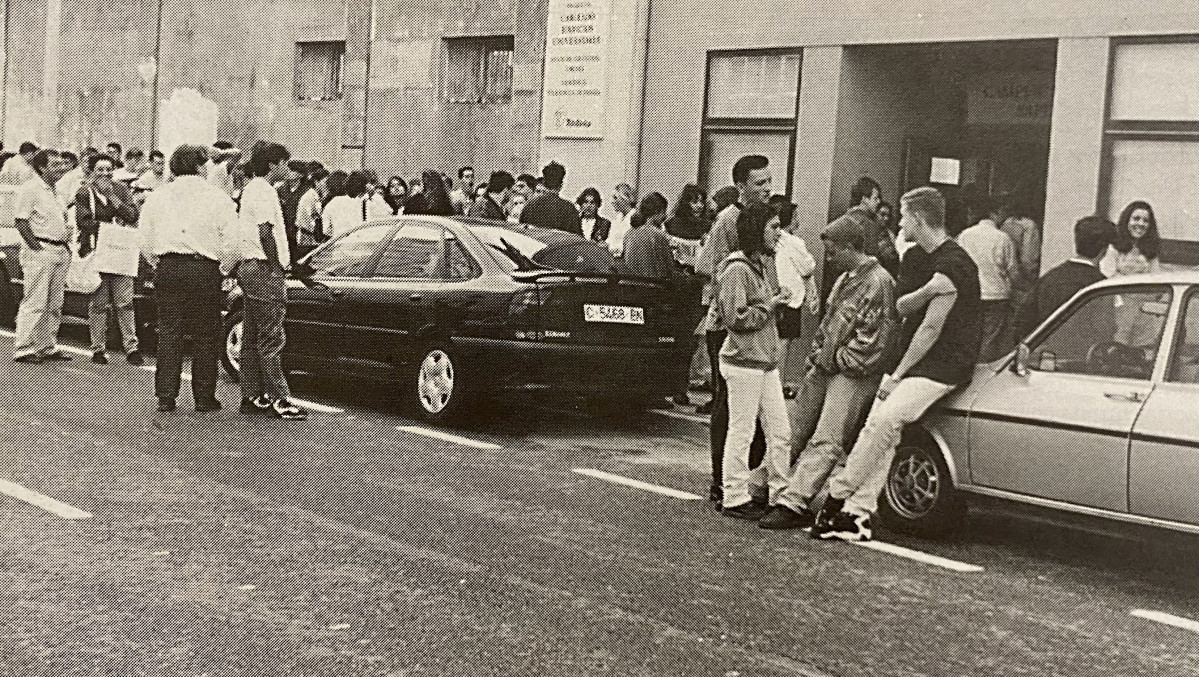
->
[236, 259, 290, 401]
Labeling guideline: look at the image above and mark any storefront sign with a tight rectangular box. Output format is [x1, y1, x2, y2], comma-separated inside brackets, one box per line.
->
[967, 70, 1054, 127]
[541, 0, 609, 139]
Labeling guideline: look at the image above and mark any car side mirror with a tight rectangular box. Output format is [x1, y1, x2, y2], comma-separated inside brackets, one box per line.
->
[1012, 342, 1031, 377]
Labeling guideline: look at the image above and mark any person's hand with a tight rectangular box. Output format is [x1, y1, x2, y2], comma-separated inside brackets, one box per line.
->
[773, 287, 793, 307]
[877, 373, 899, 401]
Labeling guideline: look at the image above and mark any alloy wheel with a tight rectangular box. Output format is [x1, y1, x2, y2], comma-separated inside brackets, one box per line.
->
[226, 319, 243, 374]
[418, 349, 455, 414]
[887, 446, 941, 520]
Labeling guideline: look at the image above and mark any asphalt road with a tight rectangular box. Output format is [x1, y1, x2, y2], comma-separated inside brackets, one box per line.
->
[2, 328, 1199, 676]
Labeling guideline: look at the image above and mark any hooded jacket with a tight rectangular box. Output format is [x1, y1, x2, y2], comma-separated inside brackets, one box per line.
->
[715, 251, 780, 370]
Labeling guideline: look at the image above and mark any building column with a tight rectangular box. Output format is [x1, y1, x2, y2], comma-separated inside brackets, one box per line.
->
[791, 45, 844, 274]
[39, 0, 61, 145]
[339, 0, 372, 169]
[1042, 37, 1110, 269]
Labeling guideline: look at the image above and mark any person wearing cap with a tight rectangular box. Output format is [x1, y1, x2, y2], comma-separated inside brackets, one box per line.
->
[758, 214, 898, 530]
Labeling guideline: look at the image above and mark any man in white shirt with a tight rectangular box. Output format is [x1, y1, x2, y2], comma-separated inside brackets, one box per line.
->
[957, 195, 1020, 362]
[131, 150, 166, 203]
[12, 149, 73, 363]
[140, 144, 239, 412]
[449, 166, 475, 215]
[295, 166, 328, 260]
[0, 142, 39, 186]
[234, 141, 307, 421]
[113, 148, 146, 184]
[206, 141, 242, 196]
[605, 183, 637, 256]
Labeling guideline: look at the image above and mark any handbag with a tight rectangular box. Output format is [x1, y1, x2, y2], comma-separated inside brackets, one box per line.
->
[66, 249, 101, 294]
[90, 189, 142, 277]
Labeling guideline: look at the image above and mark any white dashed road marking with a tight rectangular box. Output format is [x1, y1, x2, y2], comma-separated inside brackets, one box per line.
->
[1131, 609, 1199, 634]
[572, 468, 704, 500]
[396, 425, 501, 450]
[0, 478, 91, 519]
[650, 408, 710, 426]
[852, 540, 984, 573]
[134, 365, 345, 413]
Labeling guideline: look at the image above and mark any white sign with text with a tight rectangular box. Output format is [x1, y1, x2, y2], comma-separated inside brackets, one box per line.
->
[542, 0, 609, 139]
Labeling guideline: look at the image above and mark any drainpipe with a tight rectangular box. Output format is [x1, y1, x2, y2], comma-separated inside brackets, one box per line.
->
[630, 0, 652, 192]
[39, 0, 62, 145]
[148, 0, 164, 149]
[359, 0, 375, 169]
[1, 0, 9, 142]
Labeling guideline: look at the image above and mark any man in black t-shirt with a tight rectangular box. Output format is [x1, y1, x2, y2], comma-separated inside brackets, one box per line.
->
[811, 186, 981, 542]
[519, 161, 583, 236]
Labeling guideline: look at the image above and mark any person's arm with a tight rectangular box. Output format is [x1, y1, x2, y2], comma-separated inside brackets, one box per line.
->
[260, 220, 283, 271]
[15, 219, 40, 250]
[1000, 235, 1020, 287]
[836, 278, 897, 376]
[880, 292, 956, 400]
[717, 264, 774, 333]
[1021, 221, 1041, 280]
[112, 183, 139, 224]
[139, 194, 158, 267]
[14, 185, 40, 250]
[75, 186, 97, 254]
[896, 272, 955, 317]
[1099, 245, 1116, 278]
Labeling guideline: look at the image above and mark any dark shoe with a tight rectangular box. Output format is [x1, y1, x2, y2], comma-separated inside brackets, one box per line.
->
[782, 386, 798, 400]
[722, 501, 769, 521]
[809, 496, 846, 539]
[759, 504, 815, 530]
[672, 393, 691, 406]
[708, 483, 723, 503]
[272, 398, 308, 420]
[13, 354, 44, 364]
[92, 351, 108, 365]
[41, 351, 71, 361]
[816, 510, 874, 542]
[194, 398, 222, 413]
[157, 398, 176, 412]
[695, 400, 714, 415]
[125, 350, 144, 366]
[239, 396, 273, 415]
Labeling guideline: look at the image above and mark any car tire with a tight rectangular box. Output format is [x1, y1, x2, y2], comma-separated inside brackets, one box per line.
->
[411, 341, 467, 424]
[880, 434, 966, 538]
[221, 309, 243, 383]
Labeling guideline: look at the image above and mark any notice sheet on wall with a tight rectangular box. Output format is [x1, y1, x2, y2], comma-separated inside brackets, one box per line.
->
[541, 0, 610, 139]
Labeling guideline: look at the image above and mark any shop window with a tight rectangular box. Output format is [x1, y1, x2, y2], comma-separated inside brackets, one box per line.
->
[699, 50, 801, 194]
[443, 36, 514, 104]
[295, 41, 345, 102]
[1104, 39, 1199, 265]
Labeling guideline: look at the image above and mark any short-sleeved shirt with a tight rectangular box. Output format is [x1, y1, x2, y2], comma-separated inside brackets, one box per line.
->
[622, 225, 675, 280]
[236, 177, 290, 266]
[16, 176, 69, 242]
[520, 192, 582, 236]
[904, 238, 981, 385]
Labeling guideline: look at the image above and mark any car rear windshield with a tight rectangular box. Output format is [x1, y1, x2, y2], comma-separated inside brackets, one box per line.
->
[468, 224, 617, 274]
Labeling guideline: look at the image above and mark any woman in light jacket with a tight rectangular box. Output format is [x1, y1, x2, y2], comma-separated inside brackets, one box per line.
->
[714, 203, 793, 520]
[1104, 200, 1164, 348]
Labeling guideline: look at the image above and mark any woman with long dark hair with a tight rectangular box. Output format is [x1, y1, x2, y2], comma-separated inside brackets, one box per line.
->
[665, 184, 711, 241]
[406, 171, 454, 216]
[1102, 200, 1161, 278]
[384, 176, 407, 215]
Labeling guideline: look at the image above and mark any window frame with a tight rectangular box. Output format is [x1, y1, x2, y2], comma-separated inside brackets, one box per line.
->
[697, 48, 802, 196]
[294, 41, 346, 103]
[442, 36, 515, 104]
[304, 222, 400, 278]
[369, 223, 451, 280]
[1099, 36, 1199, 265]
[1166, 285, 1199, 384]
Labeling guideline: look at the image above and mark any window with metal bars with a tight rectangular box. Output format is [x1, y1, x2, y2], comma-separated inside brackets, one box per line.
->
[443, 36, 514, 104]
[295, 41, 345, 101]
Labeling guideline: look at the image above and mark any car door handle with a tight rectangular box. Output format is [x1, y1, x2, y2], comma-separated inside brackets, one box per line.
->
[409, 293, 422, 302]
[1104, 391, 1146, 403]
[329, 289, 344, 299]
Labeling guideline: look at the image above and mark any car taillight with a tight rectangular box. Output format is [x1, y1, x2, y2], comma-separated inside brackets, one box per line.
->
[507, 289, 542, 340]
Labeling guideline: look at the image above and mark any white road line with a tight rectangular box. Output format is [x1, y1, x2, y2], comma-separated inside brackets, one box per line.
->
[852, 540, 984, 573]
[0, 478, 91, 519]
[572, 468, 704, 500]
[1131, 609, 1199, 634]
[650, 408, 710, 426]
[0, 329, 91, 358]
[135, 365, 344, 413]
[396, 425, 501, 450]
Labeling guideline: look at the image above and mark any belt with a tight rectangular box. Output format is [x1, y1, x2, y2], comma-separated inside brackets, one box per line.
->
[34, 237, 68, 247]
[160, 252, 215, 261]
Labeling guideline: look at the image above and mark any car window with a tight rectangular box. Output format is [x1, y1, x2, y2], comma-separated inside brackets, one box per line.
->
[444, 233, 481, 280]
[1169, 290, 1199, 383]
[374, 224, 443, 279]
[1031, 286, 1171, 380]
[306, 224, 394, 277]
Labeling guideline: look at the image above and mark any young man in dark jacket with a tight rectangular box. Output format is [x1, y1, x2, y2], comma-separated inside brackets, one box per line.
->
[519, 161, 582, 235]
[1012, 215, 1114, 341]
[759, 217, 898, 529]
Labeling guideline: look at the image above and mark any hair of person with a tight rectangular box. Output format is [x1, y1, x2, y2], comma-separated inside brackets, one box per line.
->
[244, 141, 290, 178]
[673, 183, 706, 219]
[149, 150, 164, 161]
[88, 153, 116, 172]
[325, 170, 348, 201]
[387, 175, 406, 191]
[576, 186, 602, 208]
[459, 166, 474, 179]
[731, 154, 769, 185]
[850, 176, 881, 206]
[287, 159, 308, 174]
[735, 203, 771, 255]
[125, 148, 144, 160]
[629, 211, 646, 229]
[769, 196, 797, 230]
[422, 170, 448, 195]
[309, 167, 330, 183]
[1074, 216, 1117, 259]
[212, 140, 234, 151]
[18, 141, 38, 155]
[362, 169, 379, 185]
[344, 171, 368, 198]
[486, 171, 514, 194]
[711, 186, 739, 212]
[29, 149, 59, 173]
[542, 161, 566, 190]
[306, 160, 325, 174]
[61, 150, 78, 165]
[169, 145, 209, 176]
[1113, 200, 1161, 258]
[638, 192, 668, 220]
[900, 186, 946, 232]
[105, 142, 122, 154]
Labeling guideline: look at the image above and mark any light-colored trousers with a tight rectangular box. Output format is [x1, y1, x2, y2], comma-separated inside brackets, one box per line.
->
[89, 273, 138, 353]
[721, 360, 792, 509]
[13, 245, 70, 359]
[828, 376, 955, 517]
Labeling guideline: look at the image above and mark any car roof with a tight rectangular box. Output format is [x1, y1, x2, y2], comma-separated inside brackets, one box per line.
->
[1086, 270, 1199, 288]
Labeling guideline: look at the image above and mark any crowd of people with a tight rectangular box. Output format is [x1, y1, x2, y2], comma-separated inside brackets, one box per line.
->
[1, 135, 1166, 541]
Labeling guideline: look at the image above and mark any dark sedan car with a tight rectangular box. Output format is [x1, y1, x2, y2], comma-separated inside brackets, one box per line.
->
[222, 216, 689, 422]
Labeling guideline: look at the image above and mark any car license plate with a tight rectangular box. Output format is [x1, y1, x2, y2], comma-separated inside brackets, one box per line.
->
[583, 304, 644, 325]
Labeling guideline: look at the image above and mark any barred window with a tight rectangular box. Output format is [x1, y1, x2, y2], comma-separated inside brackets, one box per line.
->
[444, 36, 514, 103]
[295, 41, 345, 102]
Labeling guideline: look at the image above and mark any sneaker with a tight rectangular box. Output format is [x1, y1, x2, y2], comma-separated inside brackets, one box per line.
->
[239, 396, 273, 415]
[13, 354, 44, 364]
[721, 501, 769, 521]
[92, 351, 108, 365]
[758, 504, 814, 530]
[818, 511, 874, 542]
[272, 398, 308, 420]
[157, 398, 176, 412]
[41, 351, 72, 361]
[809, 496, 846, 539]
[194, 398, 222, 413]
[126, 350, 144, 366]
